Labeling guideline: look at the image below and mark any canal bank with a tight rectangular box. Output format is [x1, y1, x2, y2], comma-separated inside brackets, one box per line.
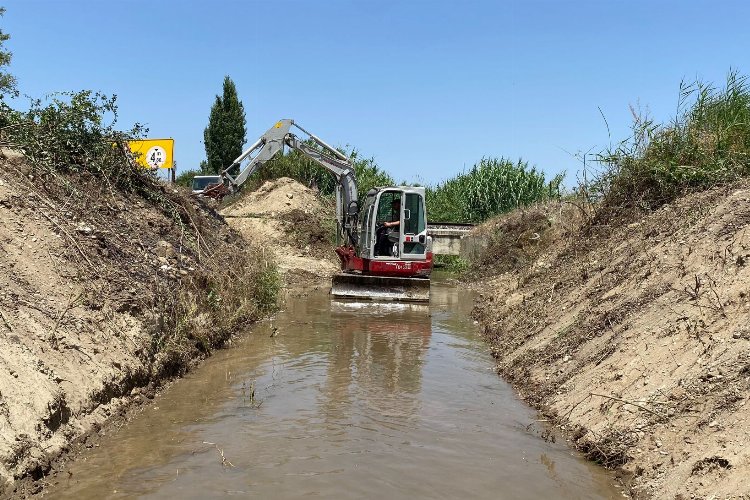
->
[469, 186, 750, 498]
[43, 277, 621, 499]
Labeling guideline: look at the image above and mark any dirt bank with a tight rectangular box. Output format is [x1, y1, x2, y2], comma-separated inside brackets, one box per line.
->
[221, 177, 339, 288]
[471, 185, 750, 498]
[0, 151, 275, 497]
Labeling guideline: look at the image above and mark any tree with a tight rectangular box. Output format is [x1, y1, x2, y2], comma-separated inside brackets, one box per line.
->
[0, 7, 16, 97]
[203, 76, 246, 174]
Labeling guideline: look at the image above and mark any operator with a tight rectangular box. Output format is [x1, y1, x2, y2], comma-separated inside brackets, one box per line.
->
[376, 198, 401, 256]
[383, 198, 401, 229]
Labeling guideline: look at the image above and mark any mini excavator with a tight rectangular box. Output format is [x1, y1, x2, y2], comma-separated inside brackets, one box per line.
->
[202, 119, 432, 302]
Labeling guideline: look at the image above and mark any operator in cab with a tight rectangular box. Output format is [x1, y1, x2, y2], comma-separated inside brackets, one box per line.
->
[376, 198, 401, 256]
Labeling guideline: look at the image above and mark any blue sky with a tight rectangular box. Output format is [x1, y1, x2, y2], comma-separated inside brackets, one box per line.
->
[3, 0, 749, 186]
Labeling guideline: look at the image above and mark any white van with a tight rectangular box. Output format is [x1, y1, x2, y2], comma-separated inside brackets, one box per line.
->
[191, 175, 222, 195]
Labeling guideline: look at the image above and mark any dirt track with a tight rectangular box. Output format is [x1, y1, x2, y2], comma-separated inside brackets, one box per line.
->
[471, 185, 750, 498]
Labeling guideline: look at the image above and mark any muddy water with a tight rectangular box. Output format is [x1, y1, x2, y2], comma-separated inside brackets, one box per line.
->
[50, 277, 620, 499]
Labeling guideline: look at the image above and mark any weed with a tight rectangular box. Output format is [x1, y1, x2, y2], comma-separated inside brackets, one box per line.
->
[433, 254, 469, 273]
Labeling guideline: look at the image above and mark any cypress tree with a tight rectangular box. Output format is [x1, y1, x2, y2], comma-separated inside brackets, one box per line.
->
[203, 76, 246, 174]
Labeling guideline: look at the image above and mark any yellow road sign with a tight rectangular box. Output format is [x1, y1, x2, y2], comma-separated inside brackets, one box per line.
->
[128, 138, 174, 169]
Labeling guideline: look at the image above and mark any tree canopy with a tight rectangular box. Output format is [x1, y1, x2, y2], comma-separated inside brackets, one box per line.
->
[203, 76, 246, 174]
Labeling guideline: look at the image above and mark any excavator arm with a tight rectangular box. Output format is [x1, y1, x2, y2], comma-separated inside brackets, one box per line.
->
[216, 119, 359, 245]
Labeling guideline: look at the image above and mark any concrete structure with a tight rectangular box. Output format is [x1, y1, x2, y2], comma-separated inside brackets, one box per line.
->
[427, 223, 475, 256]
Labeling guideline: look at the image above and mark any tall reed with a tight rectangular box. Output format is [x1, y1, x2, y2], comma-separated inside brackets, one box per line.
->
[426, 157, 563, 223]
[597, 70, 750, 214]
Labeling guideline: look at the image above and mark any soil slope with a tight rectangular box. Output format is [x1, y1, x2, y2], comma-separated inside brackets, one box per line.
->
[0, 151, 273, 497]
[472, 185, 750, 498]
[221, 177, 339, 286]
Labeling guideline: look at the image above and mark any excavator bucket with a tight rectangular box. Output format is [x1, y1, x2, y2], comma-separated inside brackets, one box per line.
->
[331, 274, 430, 302]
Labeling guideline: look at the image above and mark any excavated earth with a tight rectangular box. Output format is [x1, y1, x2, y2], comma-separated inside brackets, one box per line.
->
[220, 177, 339, 288]
[470, 184, 750, 498]
[0, 151, 273, 497]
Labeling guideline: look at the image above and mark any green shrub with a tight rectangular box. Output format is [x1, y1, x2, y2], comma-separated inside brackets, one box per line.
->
[433, 254, 469, 273]
[1, 91, 148, 190]
[175, 168, 203, 188]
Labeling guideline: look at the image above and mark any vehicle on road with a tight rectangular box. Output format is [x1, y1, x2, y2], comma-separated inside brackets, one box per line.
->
[191, 175, 222, 195]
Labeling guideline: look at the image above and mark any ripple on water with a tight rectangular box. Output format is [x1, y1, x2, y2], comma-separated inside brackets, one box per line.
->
[47, 280, 621, 500]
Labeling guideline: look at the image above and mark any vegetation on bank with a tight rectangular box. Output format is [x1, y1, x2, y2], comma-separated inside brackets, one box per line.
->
[595, 70, 750, 216]
[426, 157, 563, 223]
[245, 151, 563, 225]
[463, 71, 750, 274]
[433, 254, 470, 273]
[0, 88, 279, 375]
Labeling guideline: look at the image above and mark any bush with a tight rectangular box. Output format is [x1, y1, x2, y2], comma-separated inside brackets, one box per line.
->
[1, 91, 148, 190]
[426, 157, 563, 223]
[597, 70, 750, 215]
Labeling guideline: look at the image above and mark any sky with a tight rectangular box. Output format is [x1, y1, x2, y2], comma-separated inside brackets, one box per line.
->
[3, 0, 749, 186]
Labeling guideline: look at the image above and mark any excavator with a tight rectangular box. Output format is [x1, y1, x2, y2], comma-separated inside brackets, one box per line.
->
[203, 119, 432, 302]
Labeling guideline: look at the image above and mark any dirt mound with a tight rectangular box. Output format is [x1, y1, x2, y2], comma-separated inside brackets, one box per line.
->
[0, 152, 275, 496]
[220, 178, 339, 286]
[471, 184, 750, 497]
[222, 177, 322, 217]
[465, 201, 590, 279]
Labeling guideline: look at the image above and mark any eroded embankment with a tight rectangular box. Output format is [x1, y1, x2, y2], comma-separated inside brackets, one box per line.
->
[0, 152, 276, 497]
[470, 185, 750, 498]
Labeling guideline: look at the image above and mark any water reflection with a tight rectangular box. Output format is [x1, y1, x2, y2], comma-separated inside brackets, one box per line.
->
[47, 278, 620, 500]
[323, 299, 431, 429]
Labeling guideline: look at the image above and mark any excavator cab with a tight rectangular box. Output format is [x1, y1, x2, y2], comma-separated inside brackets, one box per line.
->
[359, 188, 429, 261]
[331, 186, 432, 302]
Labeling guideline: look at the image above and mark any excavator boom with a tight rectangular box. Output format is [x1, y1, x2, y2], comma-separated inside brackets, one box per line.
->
[205, 119, 431, 302]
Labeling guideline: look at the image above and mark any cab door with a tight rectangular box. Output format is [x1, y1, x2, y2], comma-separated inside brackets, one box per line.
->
[400, 188, 428, 260]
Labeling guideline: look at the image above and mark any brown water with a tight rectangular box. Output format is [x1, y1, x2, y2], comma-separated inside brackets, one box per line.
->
[48, 277, 621, 499]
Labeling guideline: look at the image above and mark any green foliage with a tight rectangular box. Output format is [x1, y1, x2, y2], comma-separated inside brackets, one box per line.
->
[597, 70, 750, 213]
[1, 91, 149, 188]
[0, 7, 16, 98]
[175, 168, 202, 188]
[251, 258, 281, 313]
[433, 254, 469, 273]
[352, 151, 396, 196]
[203, 76, 246, 174]
[426, 157, 563, 223]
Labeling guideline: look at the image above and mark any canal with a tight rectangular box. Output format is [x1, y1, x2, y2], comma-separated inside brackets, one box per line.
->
[48, 276, 620, 499]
